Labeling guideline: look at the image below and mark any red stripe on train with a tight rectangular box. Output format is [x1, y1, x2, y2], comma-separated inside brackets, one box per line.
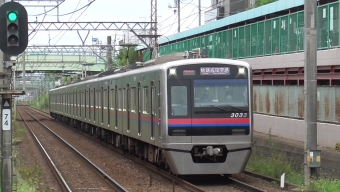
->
[168, 118, 250, 124]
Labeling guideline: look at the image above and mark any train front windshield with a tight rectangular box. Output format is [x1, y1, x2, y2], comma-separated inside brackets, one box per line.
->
[193, 79, 248, 108]
[167, 64, 250, 136]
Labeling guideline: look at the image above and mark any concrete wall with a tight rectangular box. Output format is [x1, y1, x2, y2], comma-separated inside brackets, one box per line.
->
[239, 48, 340, 69]
[254, 113, 340, 149]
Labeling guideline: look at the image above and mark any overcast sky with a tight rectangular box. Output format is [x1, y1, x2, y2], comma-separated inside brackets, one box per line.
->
[20, 0, 211, 46]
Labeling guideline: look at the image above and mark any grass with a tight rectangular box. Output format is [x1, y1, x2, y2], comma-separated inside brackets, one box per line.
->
[12, 116, 43, 192]
[246, 131, 340, 192]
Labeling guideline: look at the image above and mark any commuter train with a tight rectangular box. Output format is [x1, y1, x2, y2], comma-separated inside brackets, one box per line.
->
[49, 50, 253, 175]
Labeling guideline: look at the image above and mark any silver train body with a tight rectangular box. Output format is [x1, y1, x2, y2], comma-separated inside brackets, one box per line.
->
[49, 54, 253, 175]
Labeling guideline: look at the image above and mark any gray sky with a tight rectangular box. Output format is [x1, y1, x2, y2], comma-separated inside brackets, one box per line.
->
[21, 0, 211, 46]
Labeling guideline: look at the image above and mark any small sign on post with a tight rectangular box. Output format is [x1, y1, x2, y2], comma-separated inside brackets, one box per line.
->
[2, 98, 11, 131]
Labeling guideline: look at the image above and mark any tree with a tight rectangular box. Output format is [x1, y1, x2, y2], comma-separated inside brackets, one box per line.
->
[255, 0, 277, 7]
[115, 46, 136, 66]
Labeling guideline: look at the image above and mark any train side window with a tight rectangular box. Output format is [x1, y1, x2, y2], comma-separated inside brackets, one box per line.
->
[102, 87, 104, 124]
[142, 87, 149, 114]
[151, 85, 156, 115]
[97, 91, 100, 109]
[110, 89, 114, 110]
[130, 88, 136, 112]
[107, 86, 110, 125]
[89, 88, 91, 120]
[171, 86, 187, 116]
[151, 83, 155, 139]
[118, 89, 122, 111]
[115, 86, 118, 128]
[122, 88, 126, 111]
[103, 89, 106, 109]
[85, 90, 87, 118]
[93, 88, 96, 121]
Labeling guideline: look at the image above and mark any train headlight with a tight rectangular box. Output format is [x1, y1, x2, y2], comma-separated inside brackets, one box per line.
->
[169, 68, 177, 75]
[238, 67, 245, 74]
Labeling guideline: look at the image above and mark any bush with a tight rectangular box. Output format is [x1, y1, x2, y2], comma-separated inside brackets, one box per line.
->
[335, 142, 340, 151]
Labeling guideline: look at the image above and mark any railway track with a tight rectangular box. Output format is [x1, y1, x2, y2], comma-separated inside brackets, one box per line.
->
[17, 107, 128, 192]
[27, 107, 288, 192]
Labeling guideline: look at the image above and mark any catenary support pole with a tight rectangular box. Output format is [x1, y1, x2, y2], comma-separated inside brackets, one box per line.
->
[304, 0, 318, 186]
[178, 0, 180, 32]
[198, 0, 201, 26]
[2, 94, 12, 192]
[107, 36, 112, 71]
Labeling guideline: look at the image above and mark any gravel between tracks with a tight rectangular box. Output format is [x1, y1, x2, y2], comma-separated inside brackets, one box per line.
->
[17, 108, 113, 191]
[23, 108, 189, 192]
[17, 107, 290, 192]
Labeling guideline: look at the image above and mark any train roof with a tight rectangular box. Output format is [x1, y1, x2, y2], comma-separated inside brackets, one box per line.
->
[50, 51, 250, 91]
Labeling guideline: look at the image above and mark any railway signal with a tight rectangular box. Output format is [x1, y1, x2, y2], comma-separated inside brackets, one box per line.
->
[0, 1, 28, 56]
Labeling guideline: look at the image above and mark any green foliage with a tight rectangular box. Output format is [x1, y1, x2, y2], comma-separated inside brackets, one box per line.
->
[63, 77, 71, 84]
[29, 94, 49, 110]
[255, 0, 278, 7]
[310, 178, 340, 192]
[246, 133, 304, 186]
[13, 118, 40, 192]
[246, 131, 340, 191]
[115, 47, 136, 66]
[335, 142, 340, 151]
[17, 166, 43, 190]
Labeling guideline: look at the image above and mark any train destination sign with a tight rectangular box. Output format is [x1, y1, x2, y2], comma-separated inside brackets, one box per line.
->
[200, 67, 230, 75]
[183, 69, 196, 76]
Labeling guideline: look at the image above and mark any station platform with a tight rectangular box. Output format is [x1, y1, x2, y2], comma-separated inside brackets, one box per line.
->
[253, 131, 340, 178]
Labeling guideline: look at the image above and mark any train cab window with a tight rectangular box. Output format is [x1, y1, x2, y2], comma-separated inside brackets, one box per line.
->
[171, 86, 187, 116]
[193, 79, 248, 107]
[142, 87, 149, 114]
[130, 88, 136, 112]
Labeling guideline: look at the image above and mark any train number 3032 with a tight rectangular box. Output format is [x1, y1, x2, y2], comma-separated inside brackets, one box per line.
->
[230, 113, 247, 118]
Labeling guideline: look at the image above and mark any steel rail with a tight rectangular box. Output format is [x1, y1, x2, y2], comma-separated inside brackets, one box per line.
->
[17, 107, 72, 192]
[20, 107, 129, 192]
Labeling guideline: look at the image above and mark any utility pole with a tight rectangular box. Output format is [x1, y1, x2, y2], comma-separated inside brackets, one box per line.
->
[304, 0, 319, 187]
[113, 34, 117, 65]
[168, 0, 180, 32]
[198, 0, 201, 26]
[106, 36, 112, 71]
[0, 2, 28, 190]
[22, 51, 26, 92]
[177, 0, 180, 32]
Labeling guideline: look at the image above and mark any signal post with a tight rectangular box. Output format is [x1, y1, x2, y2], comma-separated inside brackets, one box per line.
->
[0, 1, 28, 191]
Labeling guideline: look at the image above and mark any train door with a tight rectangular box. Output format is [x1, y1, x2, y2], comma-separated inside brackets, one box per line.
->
[137, 82, 141, 137]
[150, 81, 155, 142]
[167, 79, 192, 143]
[126, 84, 130, 134]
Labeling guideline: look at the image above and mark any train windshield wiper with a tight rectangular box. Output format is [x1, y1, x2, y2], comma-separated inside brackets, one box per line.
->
[209, 105, 229, 112]
[210, 105, 244, 112]
[223, 104, 244, 111]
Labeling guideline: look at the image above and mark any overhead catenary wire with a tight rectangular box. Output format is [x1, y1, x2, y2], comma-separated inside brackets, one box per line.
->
[160, 0, 249, 35]
[47, 0, 96, 17]
[50, 0, 82, 42]
[158, 0, 226, 26]
[158, 0, 194, 26]
[54, 0, 94, 45]
[159, 11, 198, 32]
[29, 11, 47, 41]
[31, 1, 66, 16]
